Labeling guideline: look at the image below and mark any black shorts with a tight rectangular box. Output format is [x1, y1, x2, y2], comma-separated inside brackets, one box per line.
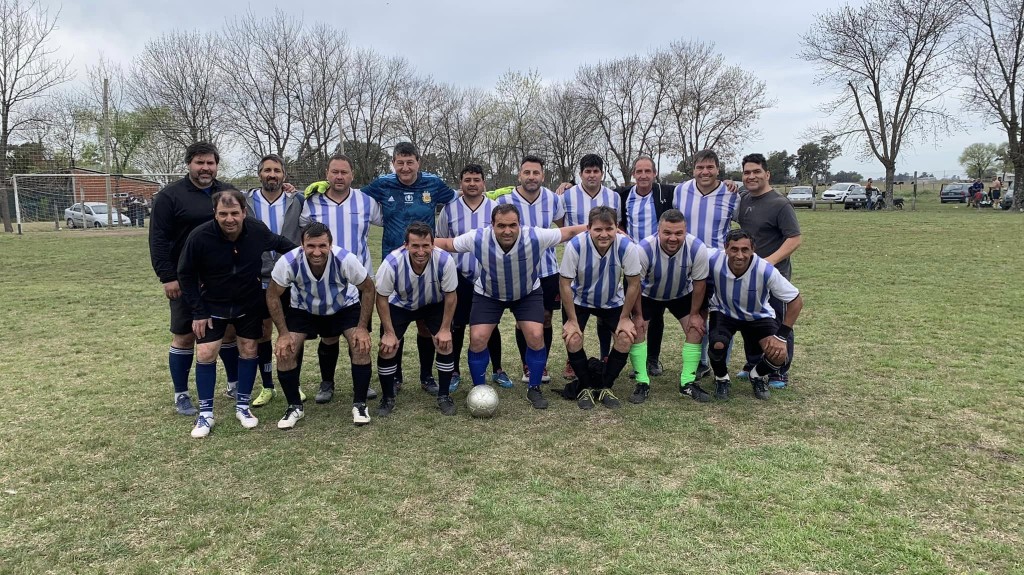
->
[383, 302, 445, 339]
[285, 304, 362, 339]
[470, 289, 545, 326]
[169, 297, 193, 335]
[708, 312, 778, 349]
[563, 304, 623, 332]
[454, 274, 475, 328]
[196, 314, 264, 344]
[540, 273, 560, 311]
[258, 282, 291, 320]
[641, 290, 708, 321]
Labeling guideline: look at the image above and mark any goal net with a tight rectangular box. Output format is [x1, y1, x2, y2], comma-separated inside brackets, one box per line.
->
[12, 170, 183, 234]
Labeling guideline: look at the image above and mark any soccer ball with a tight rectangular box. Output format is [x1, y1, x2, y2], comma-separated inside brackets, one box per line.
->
[466, 384, 499, 418]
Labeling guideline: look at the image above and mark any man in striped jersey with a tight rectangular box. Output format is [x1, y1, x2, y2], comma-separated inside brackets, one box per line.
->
[705, 229, 803, 401]
[244, 154, 305, 408]
[627, 210, 710, 405]
[434, 204, 588, 410]
[299, 154, 382, 405]
[496, 155, 566, 385]
[557, 154, 621, 377]
[673, 149, 740, 378]
[374, 223, 459, 416]
[435, 164, 514, 390]
[558, 206, 641, 410]
[266, 223, 377, 428]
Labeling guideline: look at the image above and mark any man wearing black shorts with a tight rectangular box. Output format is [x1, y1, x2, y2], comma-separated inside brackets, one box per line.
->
[266, 222, 376, 428]
[177, 189, 298, 438]
[374, 223, 458, 416]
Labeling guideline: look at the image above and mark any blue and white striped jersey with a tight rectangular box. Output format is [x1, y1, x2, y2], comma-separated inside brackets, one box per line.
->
[247, 189, 286, 234]
[559, 233, 642, 308]
[706, 249, 799, 321]
[637, 233, 709, 301]
[271, 246, 368, 315]
[374, 247, 458, 310]
[436, 195, 496, 280]
[452, 226, 564, 302]
[623, 186, 659, 241]
[562, 185, 621, 227]
[672, 179, 738, 249]
[299, 189, 383, 272]
[496, 187, 564, 277]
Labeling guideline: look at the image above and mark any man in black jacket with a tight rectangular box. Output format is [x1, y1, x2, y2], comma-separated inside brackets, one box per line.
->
[150, 142, 238, 416]
[177, 189, 298, 438]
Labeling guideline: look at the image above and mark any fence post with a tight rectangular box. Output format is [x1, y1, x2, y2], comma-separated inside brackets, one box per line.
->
[13, 176, 22, 235]
[912, 171, 918, 211]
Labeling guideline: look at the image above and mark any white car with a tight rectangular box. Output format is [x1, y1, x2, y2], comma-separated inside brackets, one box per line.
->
[820, 183, 863, 202]
[64, 202, 133, 228]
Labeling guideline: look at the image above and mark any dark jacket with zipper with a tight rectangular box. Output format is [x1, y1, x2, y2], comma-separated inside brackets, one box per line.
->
[177, 218, 298, 320]
[149, 176, 237, 284]
[244, 189, 305, 282]
[615, 182, 676, 231]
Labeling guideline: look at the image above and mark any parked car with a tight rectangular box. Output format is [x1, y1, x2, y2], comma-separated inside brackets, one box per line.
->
[999, 191, 1014, 210]
[64, 202, 133, 228]
[939, 183, 970, 203]
[820, 183, 862, 202]
[787, 186, 815, 208]
[844, 188, 868, 209]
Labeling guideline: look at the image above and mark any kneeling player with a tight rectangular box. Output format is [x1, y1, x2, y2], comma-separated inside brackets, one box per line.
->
[559, 206, 641, 409]
[375, 223, 458, 416]
[266, 222, 376, 428]
[706, 230, 803, 400]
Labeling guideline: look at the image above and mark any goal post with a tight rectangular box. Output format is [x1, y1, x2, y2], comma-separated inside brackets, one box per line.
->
[11, 172, 184, 234]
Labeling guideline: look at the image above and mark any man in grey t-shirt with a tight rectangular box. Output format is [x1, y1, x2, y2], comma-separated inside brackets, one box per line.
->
[735, 153, 802, 387]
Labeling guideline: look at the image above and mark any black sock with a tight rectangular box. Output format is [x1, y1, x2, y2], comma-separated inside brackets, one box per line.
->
[417, 334, 435, 381]
[543, 326, 553, 353]
[602, 348, 629, 389]
[436, 352, 455, 396]
[597, 323, 612, 359]
[351, 363, 371, 404]
[515, 328, 528, 367]
[647, 311, 665, 363]
[278, 367, 302, 406]
[318, 341, 339, 384]
[568, 349, 592, 390]
[258, 340, 274, 389]
[452, 325, 466, 371]
[488, 328, 503, 372]
[377, 355, 399, 399]
[395, 338, 405, 381]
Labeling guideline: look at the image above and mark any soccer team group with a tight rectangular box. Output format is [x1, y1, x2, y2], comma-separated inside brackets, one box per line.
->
[150, 141, 804, 438]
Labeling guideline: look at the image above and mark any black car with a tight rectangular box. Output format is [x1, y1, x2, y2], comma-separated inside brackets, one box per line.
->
[1000, 191, 1014, 210]
[939, 183, 970, 203]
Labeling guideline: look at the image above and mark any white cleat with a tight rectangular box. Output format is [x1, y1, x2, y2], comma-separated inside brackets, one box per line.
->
[235, 408, 259, 429]
[277, 406, 304, 430]
[191, 415, 215, 438]
[352, 403, 371, 426]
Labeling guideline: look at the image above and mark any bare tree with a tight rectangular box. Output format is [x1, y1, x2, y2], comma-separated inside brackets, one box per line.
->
[290, 23, 349, 184]
[432, 85, 489, 183]
[661, 40, 774, 170]
[956, 0, 1024, 210]
[42, 92, 92, 168]
[339, 48, 410, 184]
[536, 82, 599, 183]
[129, 30, 226, 149]
[0, 0, 72, 232]
[219, 9, 303, 163]
[576, 55, 668, 185]
[393, 75, 444, 173]
[482, 70, 544, 186]
[800, 0, 961, 205]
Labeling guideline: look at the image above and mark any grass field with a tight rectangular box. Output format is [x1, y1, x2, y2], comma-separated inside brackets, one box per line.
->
[1, 201, 1022, 574]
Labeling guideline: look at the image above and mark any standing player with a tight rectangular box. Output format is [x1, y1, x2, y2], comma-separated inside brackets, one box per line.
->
[433, 205, 588, 409]
[177, 190, 299, 438]
[374, 223, 459, 416]
[435, 164, 513, 390]
[149, 142, 239, 416]
[496, 156, 565, 384]
[558, 207, 641, 410]
[627, 210, 710, 404]
[300, 154, 382, 405]
[705, 229, 804, 400]
[245, 154, 305, 408]
[265, 222, 376, 428]
[735, 153, 802, 388]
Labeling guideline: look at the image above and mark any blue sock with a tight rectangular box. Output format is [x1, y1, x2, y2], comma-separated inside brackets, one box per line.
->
[169, 346, 194, 394]
[236, 357, 258, 409]
[220, 342, 239, 386]
[467, 349, 490, 386]
[525, 347, 547, 389]
[196, 361, 216, 414]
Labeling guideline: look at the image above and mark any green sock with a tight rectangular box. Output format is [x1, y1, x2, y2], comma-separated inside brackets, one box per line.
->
[629, 342, 649, 384]
[681, 342, 702, 386]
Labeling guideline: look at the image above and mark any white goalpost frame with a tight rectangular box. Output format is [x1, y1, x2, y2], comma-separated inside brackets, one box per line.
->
[12, 173, 185, 235]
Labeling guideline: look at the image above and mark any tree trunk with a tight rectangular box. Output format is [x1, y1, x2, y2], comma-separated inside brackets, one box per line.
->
[0, 126, 12, 233]
[1013, 164, 1024, 212]
[883, 163, 896, 211]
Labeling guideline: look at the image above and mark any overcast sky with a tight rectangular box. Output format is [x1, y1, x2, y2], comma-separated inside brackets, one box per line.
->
[44, 0, 1005, 179]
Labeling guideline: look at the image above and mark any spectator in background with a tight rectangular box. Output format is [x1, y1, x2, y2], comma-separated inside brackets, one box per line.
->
[969, 179, 984, 207]
[990, 177, 1002, 203]
[864, 178, 878, 210]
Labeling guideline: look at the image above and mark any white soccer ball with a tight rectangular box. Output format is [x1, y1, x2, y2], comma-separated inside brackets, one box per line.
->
[466, 384, 499, 418]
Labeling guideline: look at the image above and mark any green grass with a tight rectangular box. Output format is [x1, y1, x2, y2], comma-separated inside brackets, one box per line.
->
[1, 202, 1022, 574]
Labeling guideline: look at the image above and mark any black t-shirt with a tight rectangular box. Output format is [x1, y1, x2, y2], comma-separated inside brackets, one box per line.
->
[736, 189, 801, 279]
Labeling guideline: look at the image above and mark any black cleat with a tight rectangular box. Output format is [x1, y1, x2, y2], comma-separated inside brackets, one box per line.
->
[437, 395, 457, 416]
[527, 387, 549, 410]
[715, 378, 731, 400]
[377, 397, 396, 417]
[679, 382, 712, 403]
[315, 381, 335, 404]
[647, 360, 664, 376]
[577, 388, 595, 410]
[752, 378, 771, 400]
[696, 363, 713, 380]
[628, 384, 650, 404]
[597, 388, 621, 409]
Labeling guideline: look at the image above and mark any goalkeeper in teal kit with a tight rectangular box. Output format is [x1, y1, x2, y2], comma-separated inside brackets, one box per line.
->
[306, 142, 456, 394]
